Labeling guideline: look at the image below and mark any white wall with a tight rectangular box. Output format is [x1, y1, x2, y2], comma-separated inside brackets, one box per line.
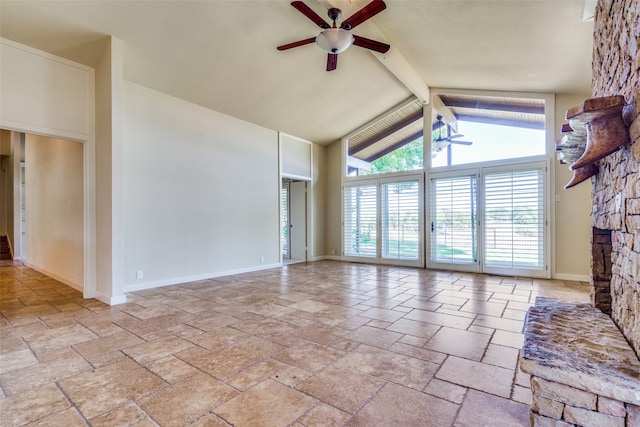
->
[553, 93, 592, 280]
[25, 134, 84, 289]
[122, 81, 280, 291]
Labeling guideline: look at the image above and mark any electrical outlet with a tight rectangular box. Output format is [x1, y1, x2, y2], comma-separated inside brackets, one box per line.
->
[331, 248, 336, 255]
[260, 256, 264, 263]
[136, 271, 143, 280]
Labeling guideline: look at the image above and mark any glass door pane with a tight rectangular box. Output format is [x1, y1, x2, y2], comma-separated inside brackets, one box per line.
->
[484, 167, 545, 271]
[429, 174, 477, 265]
[344, 183, 377, 258]
[281, 182, 289, 259]
[381, 180, 420, 261]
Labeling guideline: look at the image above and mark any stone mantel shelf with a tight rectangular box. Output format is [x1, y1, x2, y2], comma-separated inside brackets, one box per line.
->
[521, 297, 640, 405]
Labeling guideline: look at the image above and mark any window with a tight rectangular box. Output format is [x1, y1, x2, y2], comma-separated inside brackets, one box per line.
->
[346, 98, 424, 176]
[381, 179, 420, 261]
[430, 94, 546, 168]
[429, 174, 477, 265]
[484, 167, 545, 270]
[428, 161, 548, 277]
[343, 183, 377, 258]
[343, 176, 423, 266]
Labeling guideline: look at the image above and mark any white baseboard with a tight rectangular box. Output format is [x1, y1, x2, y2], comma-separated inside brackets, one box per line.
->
[24, 261, 83, 292]
[95, 292, 127, 306]
[123, 262, 281, 294]
[551, 272, 590, 282]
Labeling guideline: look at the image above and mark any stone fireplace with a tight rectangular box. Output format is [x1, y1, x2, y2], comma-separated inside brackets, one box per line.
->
[520, 0, 640, 426]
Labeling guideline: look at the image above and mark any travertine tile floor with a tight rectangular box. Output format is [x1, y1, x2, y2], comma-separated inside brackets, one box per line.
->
[0, 260, 590, 426]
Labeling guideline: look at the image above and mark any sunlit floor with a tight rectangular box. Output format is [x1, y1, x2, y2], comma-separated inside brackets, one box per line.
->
[0, 259, 589, 426]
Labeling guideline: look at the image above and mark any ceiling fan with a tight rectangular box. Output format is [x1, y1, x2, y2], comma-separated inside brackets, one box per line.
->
[433, 115, 473, 151]
[277, 0, 391, 71]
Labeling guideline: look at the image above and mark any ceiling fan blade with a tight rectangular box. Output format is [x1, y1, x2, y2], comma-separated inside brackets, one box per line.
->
[326, 53, 338, 71]
[451, 140, 473, 145]
[341, 0, 386, 30]
[291, 1, 330, 28]
[352, 35, 390, 53]
[277, 37, 316, 51]
[448, 134, 465, 139]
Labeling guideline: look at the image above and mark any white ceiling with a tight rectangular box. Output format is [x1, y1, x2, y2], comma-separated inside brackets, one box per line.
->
[0, 0, 594, 145]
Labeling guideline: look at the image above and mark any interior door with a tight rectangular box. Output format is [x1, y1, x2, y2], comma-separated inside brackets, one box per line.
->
[281, 181, 290, 260]
[290, 181, 307, 261]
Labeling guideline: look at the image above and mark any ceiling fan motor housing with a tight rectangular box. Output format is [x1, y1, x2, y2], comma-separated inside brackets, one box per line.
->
[316, 28, 354, 53]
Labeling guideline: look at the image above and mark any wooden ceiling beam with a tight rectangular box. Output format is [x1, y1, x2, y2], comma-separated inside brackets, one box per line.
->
[442, 99, 545, 115]
[455, 114, 545, 130]
[349, 109, 423, 155]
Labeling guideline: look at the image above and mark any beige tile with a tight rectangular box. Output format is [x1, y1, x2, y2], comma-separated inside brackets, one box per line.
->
[339, 345, 439, 390]
[145, 355, 200, 383]
[274, 340, 344, 372]
[140, 373, 238, 427]
[491, 329, 525, 348]
[298, 365, 385, 412]
[185, 336, 284, 379]
[72, 330, 144, 367]
[388, 341, 447, 364]
[386, 317, 441, 339]
[29, 408, 86, 427]
[424, 378, 467, 404]
[512, 384, 533, 405]
[226, 358, 289, 390]
[59, 359, 165, 418]
[360, 307, 406, 322]
[425, 327, 491, 361]
[436, 356, 514, 398]
[454, 389, 530, 426]
[0, 348, 38, 374]
[122, 335, 194, 364]
[299, 402, 351, 427]
[288, 299, 333, 313]
[0, 350, 92, 396]
[89, 401, 149, 427]
[23, 323, 98, 354]
[0, 383, 69, 426]
[188, 327, 252, 351]
[404, 309, 473, 329]
[482, 343, 520, 369]
[293, 323, 349, 345]
[215, 379, 315, 426]
[344, 325, 402, 349]
[190, 414, 231, 427]
[272, 365, 312, 387]
[346, 382, 459, 427]
[472, 314, 524, 332]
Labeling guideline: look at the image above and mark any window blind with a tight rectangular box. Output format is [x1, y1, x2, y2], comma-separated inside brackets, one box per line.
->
[430, 175, 477, 264]
[484, 168, 544, 269]
[381, 180, 420, 260]
[344, 183, 377, 258]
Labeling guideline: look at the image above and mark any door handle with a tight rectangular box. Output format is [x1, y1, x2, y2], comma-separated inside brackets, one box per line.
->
[431, 221, 434, 232]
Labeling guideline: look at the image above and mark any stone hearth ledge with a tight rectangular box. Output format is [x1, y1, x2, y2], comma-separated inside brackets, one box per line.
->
[520, 297, 640, 405]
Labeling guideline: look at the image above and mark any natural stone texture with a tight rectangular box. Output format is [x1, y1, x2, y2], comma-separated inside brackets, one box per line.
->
[530, 377, 596, 410]
[530, 413, 572, 427]
[597, 396, 626, 417]
[532, 393, 564, 419]
[628, 403, 640, 426]
[521, 298, 640, 405]
[592, 0, 640, 357]
[563, 405, 625, 427]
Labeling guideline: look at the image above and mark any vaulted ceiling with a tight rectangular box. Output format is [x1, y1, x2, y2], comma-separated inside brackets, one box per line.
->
[0, 0, 594, 145]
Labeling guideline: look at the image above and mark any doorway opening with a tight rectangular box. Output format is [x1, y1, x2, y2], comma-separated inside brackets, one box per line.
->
[281, 178, 307, 265]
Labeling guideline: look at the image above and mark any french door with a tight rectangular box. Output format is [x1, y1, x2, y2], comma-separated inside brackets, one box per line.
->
[343, 174, 423, 267]
[427, 161, 549, 278]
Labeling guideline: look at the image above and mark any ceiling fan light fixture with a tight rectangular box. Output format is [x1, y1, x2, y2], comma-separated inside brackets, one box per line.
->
[315, 28, 354, 53]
